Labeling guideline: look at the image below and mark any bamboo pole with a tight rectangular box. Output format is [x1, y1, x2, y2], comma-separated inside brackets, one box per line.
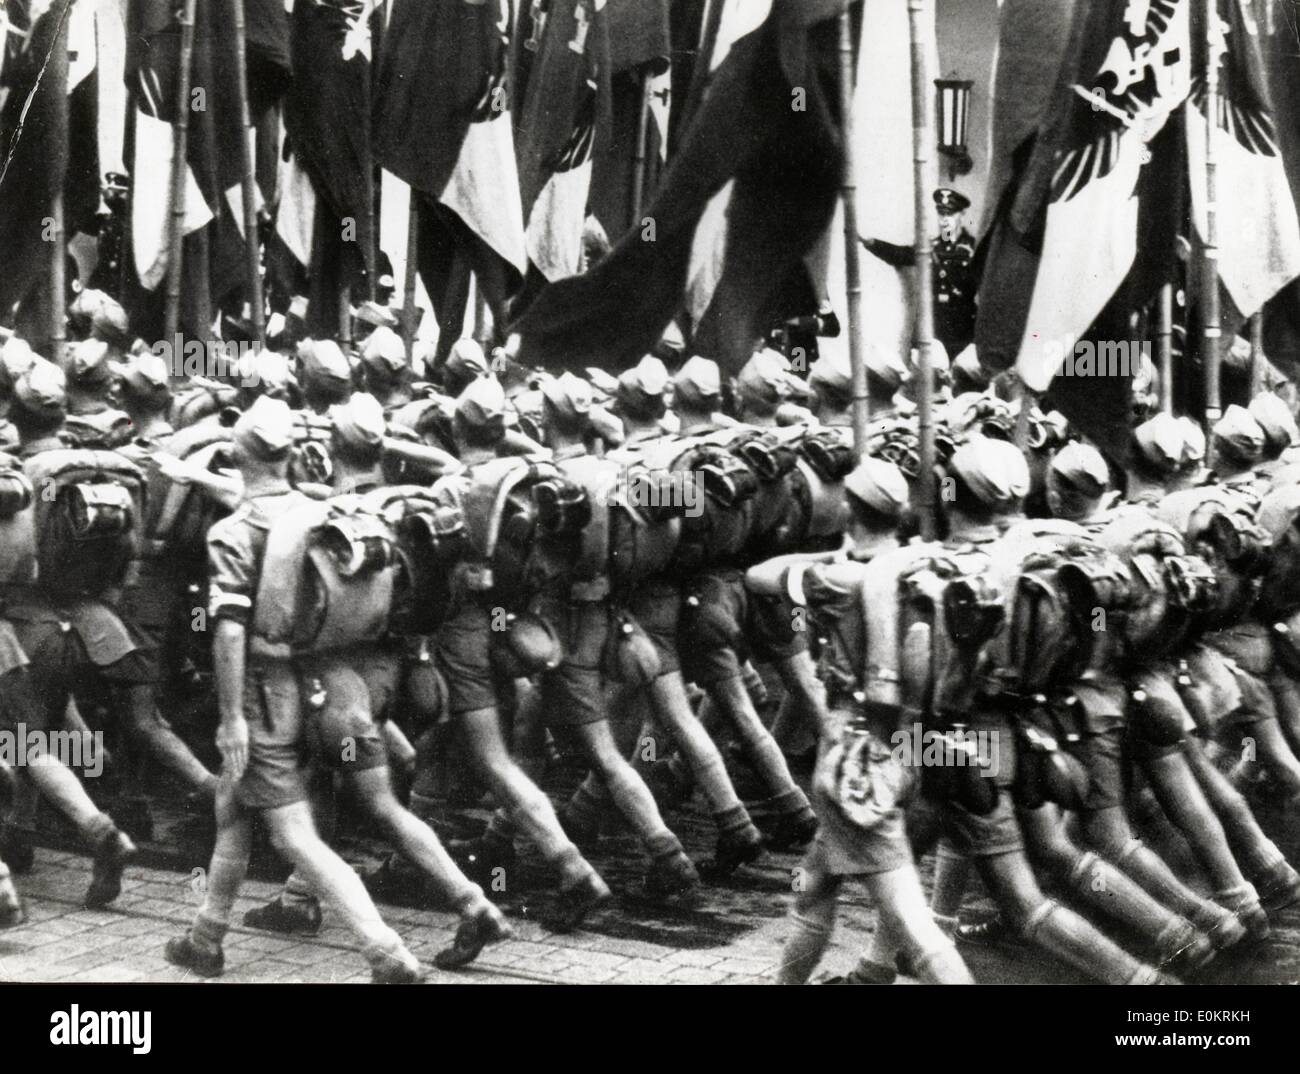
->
[47, 0, 71, 366]
[908, 0, 937, 539]
[630, 70, 653, 222]
[1201, 0, 1222, 434]
[228, 0, 265, 349]
[402, 194, 419, 363]
[163, 0, 200, 344]
[838, 10, 869, 457]
[1157, 282, 1174, 412]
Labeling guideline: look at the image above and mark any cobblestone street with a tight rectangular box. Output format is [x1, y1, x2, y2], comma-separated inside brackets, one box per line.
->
[4, 785, 1300, 984]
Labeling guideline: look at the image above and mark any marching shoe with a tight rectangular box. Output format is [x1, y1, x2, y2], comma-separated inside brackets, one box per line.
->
[760, 807, 819, 852]
[954, 914, 1025, 949]
[433, 903, 513, 970]
[243, 896, 323, 937]
[84, 828, 137, 909]
[1255, 858, 1300, 912]
[548, 872, 613, 934]
[0, 827, 35, 875]
[644, 851, 701, 902]
[367, 943, 424, 984]
[702, 824, 764, 880]
[163, 935, 224, 978]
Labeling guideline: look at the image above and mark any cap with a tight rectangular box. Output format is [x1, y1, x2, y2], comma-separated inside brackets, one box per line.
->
[1049, 442, 1110, 498]
[736, 348, 791, 409]
[298, 339, 352, 394]
[864, 344, 908, 392]
[618, 355, 670, 400]
[910, 338, 951, 373]
[949, 436, 1031, 506]
[673, 355, 721, 408]
[1248, 392, 1299, 452]
[843, 457, 909, 516]
[1132, 413, 1187, 473]
[539, 370, 593, 422]
[68, 338, 114, 391]
[361, 326, 407, 376]
[90, 300, 132, 349]
[934, 188, 971, 214]
[233, 396, 294, 462]
[331, 392, 387, 451]
[1212, 404, 1266, 463]
[353, 301, 399, 329]
[585, 367, 619, 400]
[809, 347, 852, 401]
[239, 350, 296, 399]
[67, 289, 111, 336]
[455, 375, 507, 428]
[120, 353, 172, 407]
[13, 359, 68, 421]
[445, 338, 491, 385]
[0, 335, 36, 390]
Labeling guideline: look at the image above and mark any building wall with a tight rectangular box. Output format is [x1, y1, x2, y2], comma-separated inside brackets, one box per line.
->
[936, 0, 1002, 234]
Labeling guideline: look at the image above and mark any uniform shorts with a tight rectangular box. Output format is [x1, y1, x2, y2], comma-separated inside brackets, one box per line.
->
[295, 652, 389, 774]
[234, 659, 308, 811]
[678, 570, 809, 686]
[4, 597, 155, 687]
[533, 594, 609, 728]
[1063, 676, 1128, 813]
[625, 579, 681, 676]
[435, 601, 499, 717]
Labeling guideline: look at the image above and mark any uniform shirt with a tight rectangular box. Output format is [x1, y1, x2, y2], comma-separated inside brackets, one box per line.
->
[206, 481, 310, 630]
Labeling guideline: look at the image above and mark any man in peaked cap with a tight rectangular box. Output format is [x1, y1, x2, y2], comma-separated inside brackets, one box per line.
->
[166, 395, 423, 983]
[933, 188, 977, 355]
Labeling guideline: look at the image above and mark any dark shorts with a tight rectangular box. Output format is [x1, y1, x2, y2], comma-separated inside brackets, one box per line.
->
[678, 570, 808, 687]
[534, 595, 609, 728]
[235, 659, 308, 811]
[295, 653, 389, 774]
[436, 601, 499, 716]
[1064, 677, 1128, 813]
[5, 598, 155, 691]
[625, 579, 681, 677]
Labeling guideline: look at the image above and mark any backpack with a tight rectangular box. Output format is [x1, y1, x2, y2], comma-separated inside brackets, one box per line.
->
[143, 423, 235, 560]
[25, 449, 144, 598]
[255, 488, 423, 655]
[0, 452, 36, 586]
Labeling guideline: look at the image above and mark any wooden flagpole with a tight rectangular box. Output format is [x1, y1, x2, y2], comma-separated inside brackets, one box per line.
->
[1157, 282, 1174, 412]
[908, 0, 937, 539]
[838, 9, 869, 457]
[1201, 0, 1222, 435]
[402, 195, 419, 363]
[164, 0, 200, 344]
[47, 0, 71, 366]
[1248, 312, 1265, 397]
[228, 0, 265, 349]
[227, 0, 265, 348]
[630, 70, 653, 221]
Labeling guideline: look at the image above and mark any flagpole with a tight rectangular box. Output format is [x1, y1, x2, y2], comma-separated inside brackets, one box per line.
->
[47, 0, 70, 366]
[838, 9, 869, 457]
[228, 0, 265, 349]
[1158, 282, 1174, 412]
[402, 195, 419, 363]
[1201, 0, 1222, 435]
[909, 0, 937, 539]
[1248, 312, 1265, 397]
[164, 0, 200, 344]
[630, 70, 653, 222]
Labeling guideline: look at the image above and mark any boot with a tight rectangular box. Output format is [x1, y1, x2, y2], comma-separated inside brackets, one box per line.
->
[703, 807, 764, 879]
[433, 902, 513, 970]
[243, 895, 324, 937]
[644, 849, 701, 902]
[164, 934, 224, 978]
[548, 871, 612, 934]
[759, 790, 818, 851]
[85, 828, 137, 909]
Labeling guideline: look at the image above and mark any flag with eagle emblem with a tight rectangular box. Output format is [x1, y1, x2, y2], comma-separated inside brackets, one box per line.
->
[1186, 0, 1300, 321]
[1008, 0, 1193, 392]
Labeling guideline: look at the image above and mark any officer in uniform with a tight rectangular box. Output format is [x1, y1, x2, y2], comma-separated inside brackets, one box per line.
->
[164, 397, 423, 982]
[932, 188, 977, 357]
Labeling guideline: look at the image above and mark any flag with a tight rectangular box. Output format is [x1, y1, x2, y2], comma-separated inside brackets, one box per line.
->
[514, 0, 850, 376]
[976, 0, 1193, 394]
[282, 0, 376, 335]
[1186, 0, 1300, 323]
[515, 0, 613, 284]
[374, 0, 526, 361]
[0, 0, 72, 346]
[588, 0, 672, 248]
